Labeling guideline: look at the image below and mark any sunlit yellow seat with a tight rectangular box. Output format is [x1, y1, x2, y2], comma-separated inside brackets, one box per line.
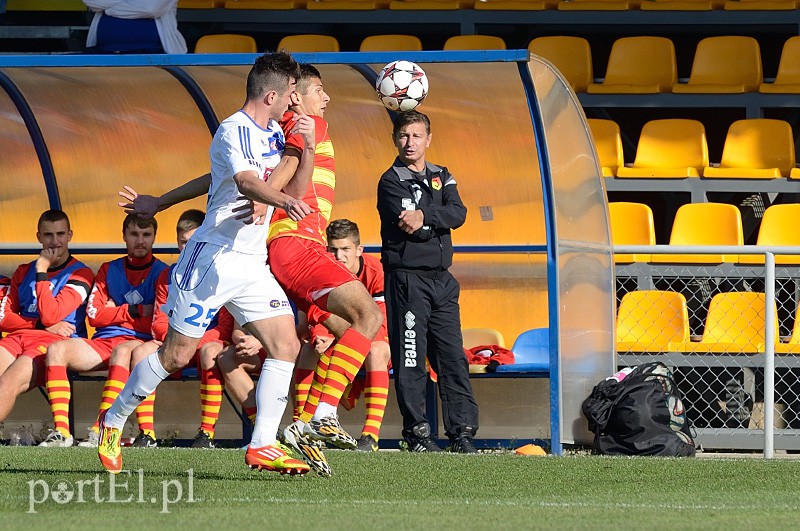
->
[616, 290, 690, 352]
[609, 202, 655, 263]
[673, 36, 762, 93]
[684, 292, 776, 354]
[587, 118, 623, 177]
[739, 204, 800, 265]
[528, 36, 593, 93]
[463, 328, 506, 348]
[616, 119, 708, 178]
[760, 36, 800, 93]
[276, 34, 340, 52]
[443, 35, 507, 50]
[702, 119, 794, 179]
[194, 34, 258, 53]
[587, 37, 676, 94]
[650, 202, 743, 264]
[359, 34, 423, 51]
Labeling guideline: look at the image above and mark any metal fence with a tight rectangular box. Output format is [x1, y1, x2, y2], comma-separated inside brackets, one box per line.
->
[615, 245, 800, 457]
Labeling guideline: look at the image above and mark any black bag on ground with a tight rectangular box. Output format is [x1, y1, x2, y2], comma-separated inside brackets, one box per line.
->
[582, 362, 696, 457]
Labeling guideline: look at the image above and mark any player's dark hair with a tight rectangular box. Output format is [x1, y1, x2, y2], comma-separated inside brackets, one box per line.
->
[123, 213, 158, 235]
[392, 110, 431, 138]
[297, 63, 322, 95]
[326, 218, 360, 245]
[37, 209, 70, 232]
[176, 209, 205, 234]
[246, 50, 300, 101]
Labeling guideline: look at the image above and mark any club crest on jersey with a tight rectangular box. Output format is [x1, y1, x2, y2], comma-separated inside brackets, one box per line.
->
[431, 176, 442, 190]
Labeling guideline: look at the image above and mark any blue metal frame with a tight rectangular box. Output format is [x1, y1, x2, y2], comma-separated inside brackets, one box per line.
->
[0, 70, 61, 210]
[516, 61, 562, 456]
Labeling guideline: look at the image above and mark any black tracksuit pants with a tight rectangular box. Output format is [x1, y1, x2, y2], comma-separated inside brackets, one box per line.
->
[385, 269, 479, 439]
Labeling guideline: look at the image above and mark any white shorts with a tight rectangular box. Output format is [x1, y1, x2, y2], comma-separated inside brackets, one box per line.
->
[165, 240, 293, 338]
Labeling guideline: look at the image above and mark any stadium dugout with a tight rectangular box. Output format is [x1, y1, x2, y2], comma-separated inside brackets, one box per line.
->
[0, 51, 615, 454]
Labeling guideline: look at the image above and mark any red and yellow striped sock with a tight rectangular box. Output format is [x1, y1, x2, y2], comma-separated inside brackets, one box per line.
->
[292, 368, 314, 421]
[299, 349, 331, 423]
[45, 365, 71, 437]
[243, 405, 257, 426]
[200, 366, 223, 437]
[99, 364, 130, 418]
[135, 392, 156, 439]
[301, 328, 370, 422]
[362, 370, 390, 440]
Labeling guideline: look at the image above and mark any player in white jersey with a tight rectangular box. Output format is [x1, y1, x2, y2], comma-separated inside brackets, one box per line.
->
[98, 51, 316, 476]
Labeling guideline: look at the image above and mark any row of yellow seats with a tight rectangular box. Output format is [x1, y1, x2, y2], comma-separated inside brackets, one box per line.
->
[609, 201, 800, 264]
[617, 290, 798, 355]
[194, 32, 510, 53]
[540, 34, 800, 94]
[178, 0, 800, 11]
[589, 117, 797, 179]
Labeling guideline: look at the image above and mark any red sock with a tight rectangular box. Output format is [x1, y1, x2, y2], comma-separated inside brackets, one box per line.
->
[362, 370, 390, 439]
[200, 366, 224, 437]
[45, 365, 71, 437]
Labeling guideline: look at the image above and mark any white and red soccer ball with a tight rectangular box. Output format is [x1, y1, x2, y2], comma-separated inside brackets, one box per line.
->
[375, 60, 429, 112]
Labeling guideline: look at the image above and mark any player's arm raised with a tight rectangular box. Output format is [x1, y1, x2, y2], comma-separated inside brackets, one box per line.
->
[234, 170, 312, 221]
[117, 174, 211, 219]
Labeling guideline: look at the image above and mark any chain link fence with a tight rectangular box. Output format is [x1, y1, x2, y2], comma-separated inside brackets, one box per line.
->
[615, 249, 800, 452]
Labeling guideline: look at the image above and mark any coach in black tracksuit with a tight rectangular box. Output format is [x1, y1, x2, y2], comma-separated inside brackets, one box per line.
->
[377, 110, 479, 453]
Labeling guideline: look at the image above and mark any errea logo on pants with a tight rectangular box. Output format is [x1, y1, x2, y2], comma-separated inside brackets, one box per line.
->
[404, 311, 417, 367]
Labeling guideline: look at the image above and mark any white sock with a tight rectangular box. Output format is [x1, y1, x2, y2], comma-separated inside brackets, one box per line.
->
[313, 401, 337, 421]
[249, 358, 294, 448]
[105, 352, 169, 430]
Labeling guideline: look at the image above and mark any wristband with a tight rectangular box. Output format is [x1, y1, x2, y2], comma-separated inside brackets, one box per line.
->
[129, 304, 140, 319]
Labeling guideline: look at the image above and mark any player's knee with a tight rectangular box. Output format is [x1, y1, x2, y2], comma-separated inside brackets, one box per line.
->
[271, 337, 301, 362]
[45, 340, 68, 366]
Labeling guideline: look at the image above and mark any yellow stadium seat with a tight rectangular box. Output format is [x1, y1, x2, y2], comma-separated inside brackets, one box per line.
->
[640, 0, 719, 10]
[277, 34, 340, 52]
[673, 36, 762, 93]
[194, 34, 258, 53]
[558, 0, 635, 10]
[443, 35, 507, 50]
[760, 36, 800, 93]
[180, 0, 226, 7]
[587, 118, 624, 177]
[307, 0, 383, 10]
[463, 328, 506, 348]
[475, 0, 554, 10]
[359, 34, 423, 52]
[616, 119, 708, 178]
[389, 0, 468, 8]
[608, 202, 655, 263]
[684, 292, 776, 354]
[224, 0, 299, 7]
[616, 290, 689, 352]
[650, 202, 743, 264]
[776, 304, 800, 354]
[725, 0, 797, 9]
[702, 119, 794, 179]
[6, 0, 86, 9]
[528, 36, 593, 93]
[587, 37, 676, 94]
[739, 204, 800, 265]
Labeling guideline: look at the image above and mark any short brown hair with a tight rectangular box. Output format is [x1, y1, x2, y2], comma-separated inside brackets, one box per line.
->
[123, 213, 157, 235]
[176, 209, 205, 234]
[392, 110, 431, 138]
[37, 209, 70, 232]
[326, 218, 360, 245]
[297, 63, 322, 95]
[246, 50, 300, 101]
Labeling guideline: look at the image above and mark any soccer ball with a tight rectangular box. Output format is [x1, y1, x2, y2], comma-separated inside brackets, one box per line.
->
[375, 60, 429, 112]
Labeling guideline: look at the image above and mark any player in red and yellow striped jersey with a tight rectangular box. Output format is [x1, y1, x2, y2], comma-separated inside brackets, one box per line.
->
[0, 210, 94, 443]
[42, 214, 166, 446]
[296, 219, 390, 452]
[266, 64, 384, 460]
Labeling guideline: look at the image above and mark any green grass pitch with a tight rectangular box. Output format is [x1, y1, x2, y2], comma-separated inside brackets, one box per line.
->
[2, 447, 800, 529]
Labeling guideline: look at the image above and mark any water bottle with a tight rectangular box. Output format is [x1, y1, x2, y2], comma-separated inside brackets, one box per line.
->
[606, 367, 634, 383]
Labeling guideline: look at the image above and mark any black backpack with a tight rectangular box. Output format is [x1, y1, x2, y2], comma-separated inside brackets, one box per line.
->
[582, 362, 696, 457]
